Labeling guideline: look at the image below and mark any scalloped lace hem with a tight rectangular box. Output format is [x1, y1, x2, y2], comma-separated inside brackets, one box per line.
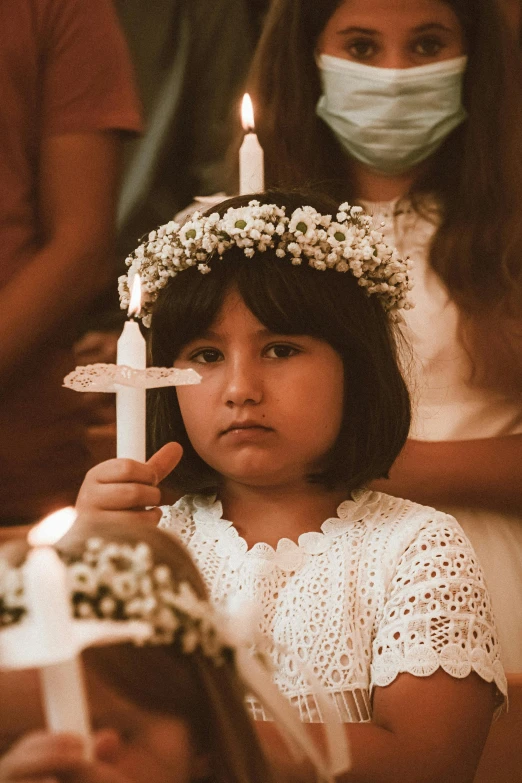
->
[372, 652, 507, 705]
[187, 489, 405, 572]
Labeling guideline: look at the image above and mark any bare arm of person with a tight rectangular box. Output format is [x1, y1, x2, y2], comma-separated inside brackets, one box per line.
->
[0, 131, 121, 378]
[257, 669, 495, 783]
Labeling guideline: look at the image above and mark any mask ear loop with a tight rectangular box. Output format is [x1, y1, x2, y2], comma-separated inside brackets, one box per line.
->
[222, 600, 351, 780]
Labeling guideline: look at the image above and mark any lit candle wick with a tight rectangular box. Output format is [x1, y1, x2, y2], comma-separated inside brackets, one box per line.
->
[28, 506, 77, 547]
[128, 272, 142, 319]
[239, 93, 264, 195]
[241, 93, 256, 133]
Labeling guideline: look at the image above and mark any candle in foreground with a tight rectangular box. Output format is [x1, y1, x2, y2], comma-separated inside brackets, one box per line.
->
[26, 508, 92, 756]
[117, 273, 147, 461]
[239, 93, 264, 195]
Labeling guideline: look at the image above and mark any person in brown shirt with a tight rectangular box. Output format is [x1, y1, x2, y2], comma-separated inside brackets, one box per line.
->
[0, 0, 142, 526]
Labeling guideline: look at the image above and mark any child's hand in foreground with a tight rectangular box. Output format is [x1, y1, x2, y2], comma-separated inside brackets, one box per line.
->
[76, 443, 183, 525]
[0, 730, 129, 783]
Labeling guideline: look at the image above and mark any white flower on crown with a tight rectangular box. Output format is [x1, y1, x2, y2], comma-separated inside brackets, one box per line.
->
[118, 199, 414, 326]
[0, 561, 25, 625]
[68, 562, 98, 596]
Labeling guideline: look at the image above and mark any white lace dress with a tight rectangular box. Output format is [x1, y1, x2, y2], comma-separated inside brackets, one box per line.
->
[159, 489, 507, 723]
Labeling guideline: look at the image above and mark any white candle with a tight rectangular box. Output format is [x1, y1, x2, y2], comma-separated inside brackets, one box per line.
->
[117, 273, 147, 461]
[26, 509, 92, 756]
[239, 93, 264, 195]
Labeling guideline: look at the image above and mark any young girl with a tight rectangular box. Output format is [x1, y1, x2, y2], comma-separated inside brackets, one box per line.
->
[77, 191, 505, 782]
[0, 518, 332, 783]
[245, 0, 522, 671]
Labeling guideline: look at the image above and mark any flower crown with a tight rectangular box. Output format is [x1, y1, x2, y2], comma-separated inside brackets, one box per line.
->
[118, 200, 413, 327]
[0, 539, 229, 662]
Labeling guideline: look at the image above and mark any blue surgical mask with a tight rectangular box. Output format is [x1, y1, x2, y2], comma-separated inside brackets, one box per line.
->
[316, 54, 468, 175]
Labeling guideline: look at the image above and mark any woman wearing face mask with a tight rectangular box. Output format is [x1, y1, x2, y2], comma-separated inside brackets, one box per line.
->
[246, 0, 522, 671]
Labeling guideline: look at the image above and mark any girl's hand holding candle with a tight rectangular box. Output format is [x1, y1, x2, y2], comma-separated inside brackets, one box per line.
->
[117, 273, 146, 461]
[239, 93, 264, 195]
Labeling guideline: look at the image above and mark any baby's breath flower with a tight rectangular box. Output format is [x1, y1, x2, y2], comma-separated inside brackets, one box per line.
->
[99, 595, 117, 616]
[154, 564, 172, 586]
[68, 562, 98, 596]
[119, 199, 413, 322]
[112, 572, 139, 600]
[182, 629, 200, 653]
[76, 601, 95, 618]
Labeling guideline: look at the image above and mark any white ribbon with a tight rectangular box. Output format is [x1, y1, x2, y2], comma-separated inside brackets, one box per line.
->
[221, 598, 351, 780]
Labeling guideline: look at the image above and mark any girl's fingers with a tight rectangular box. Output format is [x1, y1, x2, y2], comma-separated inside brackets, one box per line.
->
[147, 442, 183, 484]
[0, 732, 85, 779]
[92, 730, 121, 764]
[87, 459, 157, 487]
[87, 482, 161, 511]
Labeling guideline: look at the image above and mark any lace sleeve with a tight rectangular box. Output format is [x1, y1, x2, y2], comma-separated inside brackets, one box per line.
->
[371, 513, 507, 700]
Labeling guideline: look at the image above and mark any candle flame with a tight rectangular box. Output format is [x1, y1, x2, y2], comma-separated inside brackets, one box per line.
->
[241, 93, 255, 132]
[28, 507, 77, 547]
[128, 273, 142, 318]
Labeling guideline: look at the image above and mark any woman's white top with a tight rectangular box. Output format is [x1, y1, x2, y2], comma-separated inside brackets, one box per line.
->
[160, 489, 506, 722]
[362, 199, 522, 441]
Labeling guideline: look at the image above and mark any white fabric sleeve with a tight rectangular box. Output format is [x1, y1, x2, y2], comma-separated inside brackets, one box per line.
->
[371, 513, 507, 700]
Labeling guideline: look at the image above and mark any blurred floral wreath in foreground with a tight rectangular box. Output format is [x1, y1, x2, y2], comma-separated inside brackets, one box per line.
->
[0, 539, 229, 661]
[119, 200, 414, 327]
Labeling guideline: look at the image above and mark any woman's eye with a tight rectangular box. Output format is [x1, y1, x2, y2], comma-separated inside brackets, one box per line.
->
[412, 36, 444, 57]
[265, 344, 300, 359]
[190, 349, 223, 364]
[345, 38, 378, 61]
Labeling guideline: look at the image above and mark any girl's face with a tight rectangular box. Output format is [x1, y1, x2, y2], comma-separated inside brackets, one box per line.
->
[174, 289, 345, 490]
[0, 667, 206, 783]
[318, 0, 465, 68]
[86, 668, 206, 783]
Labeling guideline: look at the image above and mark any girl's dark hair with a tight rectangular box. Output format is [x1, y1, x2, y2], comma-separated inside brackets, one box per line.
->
[148, 190, 410, 495]
[246, 0, 522, 377]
